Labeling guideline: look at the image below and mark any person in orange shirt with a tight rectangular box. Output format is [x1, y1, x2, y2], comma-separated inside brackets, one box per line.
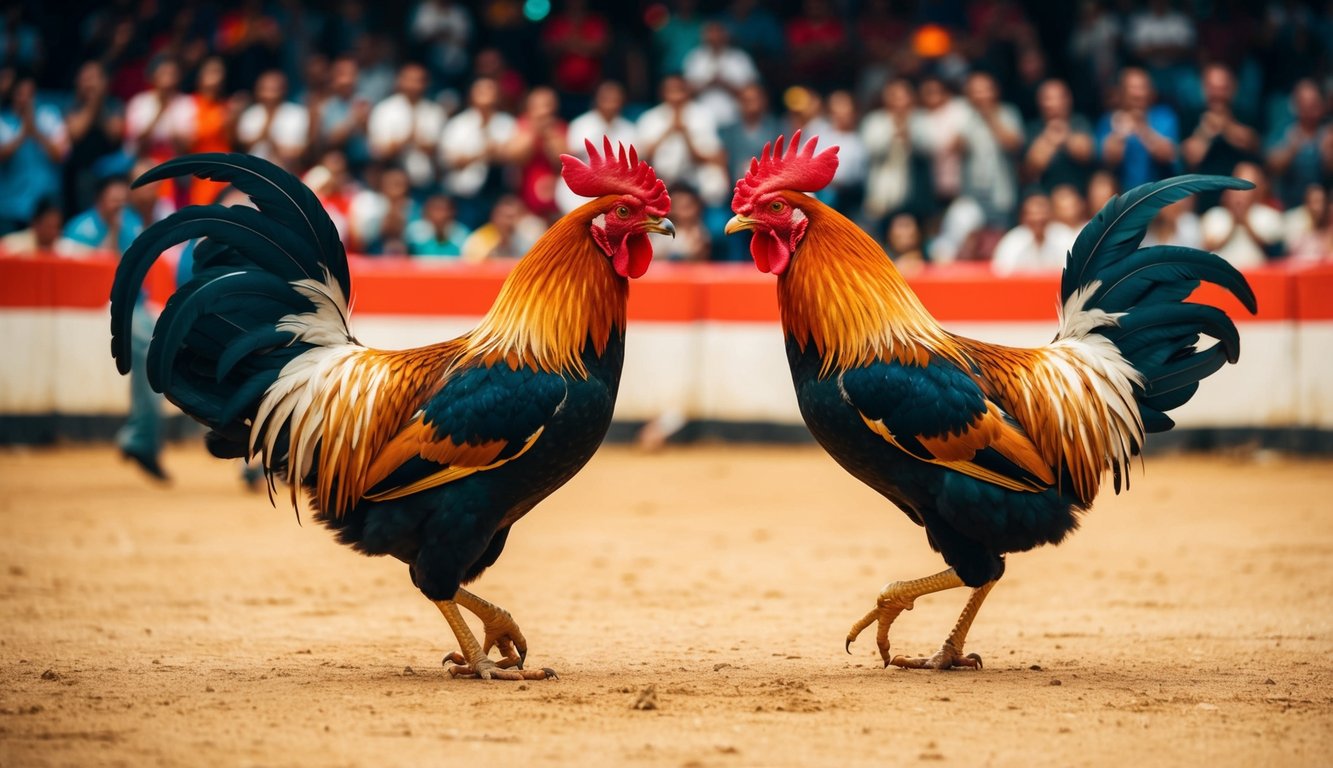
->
[187, 56, 243, 206]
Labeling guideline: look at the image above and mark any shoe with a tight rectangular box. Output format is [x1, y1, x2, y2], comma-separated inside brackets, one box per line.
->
[121, 447, 170, 483]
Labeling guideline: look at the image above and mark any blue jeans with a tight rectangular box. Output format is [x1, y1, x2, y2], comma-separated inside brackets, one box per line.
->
[116, 302, 163, 458]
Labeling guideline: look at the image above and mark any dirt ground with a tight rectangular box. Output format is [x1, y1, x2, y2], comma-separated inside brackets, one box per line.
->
[1, 444, 1331, 767]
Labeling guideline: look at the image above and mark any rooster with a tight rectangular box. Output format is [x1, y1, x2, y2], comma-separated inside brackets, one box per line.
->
[725, 132, 1255, 670]
[110, 140, 674, 680]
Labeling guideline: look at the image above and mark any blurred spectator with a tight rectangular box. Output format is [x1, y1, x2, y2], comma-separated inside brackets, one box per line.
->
[567, 81, 637, 154]
[1086, 168, 1119, 214]
[1097, 67, 1180, 190]
[683, 22, 758, 128]
[651, 186, 710, 261]
[1050, 183, 1090, 232]
[1024, 79, 1095, 192]
[719, 83, 780, 261]
[441, 77, 517, 228]
[784, 87, 829, 140]
[407, 194, 471, 258]
[1266, 79, 1332, 209]
[301, 162, 351, 246]
[1183, 63, 1261, 210]
[992, 192, 1077, 274]
[720, 83, 781, 183]
[63, 61, 125, 216]
[785, 0, 850, 92]
[1009, 47, 1049, 124]
[885, 212, 926, 272]
[541, 0, 609, 117]
[1200, 161, 1283, 268]
[216, 0, 283, 90]
[307, 150, 359, 243]
[1288, 185, 1333, 262]
[637, 75, 728, 207]
[409, 0, 472, 89]
[561, 81, 638, 213]
[69, 175, 163, 480]
[654, 0, 706, 77]
[461, 194, 543, 262]
[507, 87, 568, 219]
[959, 70, 1024, 227]
[310, 55, 371, 171]
[1142, 195, 1202, 248]
[353, 34, 396, 104]
[929, 195, 985, 265]
[236, 70, 308, 172]
[349, 165, 418, 254]
[1125, 0, 1195, 90]
[915, 74, 968, 208]
[0, 201, 86, 257]
[1068, 0, 1122, 115]
[719, 0, 785, 77]
[474, 48, 527, 114]
[0, 7, 43, 74]
[1283, 183, 1327, 251]
[63, 175, 142, 254]
[861, 78, 931, 238]
[821, 91, 868, 216]
[124, 57, 193, 205]
[369, 63, 446, 193]
[0, 73, 68, 234]
[853, 0, 910, 103]
[128, 158, 174, 225]
[187, 56, 241, 206]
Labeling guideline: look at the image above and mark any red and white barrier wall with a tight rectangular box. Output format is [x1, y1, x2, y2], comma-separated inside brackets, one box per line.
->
[2, 254, 1330, 443]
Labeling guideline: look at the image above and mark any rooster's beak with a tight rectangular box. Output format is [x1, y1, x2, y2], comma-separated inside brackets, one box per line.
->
[725, 215, 757, 235]
[643, 216, 676, 237]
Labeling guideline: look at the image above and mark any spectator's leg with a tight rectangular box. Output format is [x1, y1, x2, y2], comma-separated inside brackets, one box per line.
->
[118, 302, 168, 482]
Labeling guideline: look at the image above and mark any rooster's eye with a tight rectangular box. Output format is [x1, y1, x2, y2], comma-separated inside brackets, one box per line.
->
[615, 206, 630, 218]
[769, 200, 785, 213]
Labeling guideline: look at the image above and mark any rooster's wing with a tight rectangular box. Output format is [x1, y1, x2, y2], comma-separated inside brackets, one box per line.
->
[838, 358, 1056, 494]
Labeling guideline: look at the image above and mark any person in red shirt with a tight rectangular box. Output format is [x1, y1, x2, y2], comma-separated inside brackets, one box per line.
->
[785, 0, 850, 92]
[507, 87, 569, 221]
[540, 0, 608, 118]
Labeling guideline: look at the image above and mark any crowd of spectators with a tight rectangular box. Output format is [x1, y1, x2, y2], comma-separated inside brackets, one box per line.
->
[3, 0, 1333, 271]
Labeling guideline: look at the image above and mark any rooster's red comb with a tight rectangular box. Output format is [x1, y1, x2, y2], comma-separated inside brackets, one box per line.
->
[731, 130, 839, 213]
[561, 137, 670, 217]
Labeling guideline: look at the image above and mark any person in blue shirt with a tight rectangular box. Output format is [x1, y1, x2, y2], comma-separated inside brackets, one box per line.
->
[1096, 67, 1181, 190]
[407, 194, 471, 258]
[0, 74, 69, 234]
[65, 176, 166, 481]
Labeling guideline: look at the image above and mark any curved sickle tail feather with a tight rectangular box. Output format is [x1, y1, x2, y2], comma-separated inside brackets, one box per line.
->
[1054, 174, 1258, 493]
[109, 153, 358, 500]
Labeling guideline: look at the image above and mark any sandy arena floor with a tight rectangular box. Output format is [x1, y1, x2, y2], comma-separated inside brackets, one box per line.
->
[1, 443, 1330, 767]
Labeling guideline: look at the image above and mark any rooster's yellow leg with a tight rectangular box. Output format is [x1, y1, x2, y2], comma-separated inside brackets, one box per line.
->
[451, 588, 531, 670]
[846, 568, 967, 667]
[890, 580, 997, 670]
[435, 600, 555, 681]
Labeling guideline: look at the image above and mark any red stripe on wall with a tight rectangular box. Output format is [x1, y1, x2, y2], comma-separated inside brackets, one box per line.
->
[0, 254, 1316, 323]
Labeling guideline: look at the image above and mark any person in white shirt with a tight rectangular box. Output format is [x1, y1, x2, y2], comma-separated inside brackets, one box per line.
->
[1200, 161, 1283, 269]
[682, 21, 759, 129]
[959, 70, 1024, 226]
[637, 75, 729, 206]
[992, 192, 1076, 274]
[236, 71, 309, 172]
[124, 58, 195, 163]
[820, 90, 868, 213]
[861, 78, 928, 231]
[440, 77, 517, 227]
[558, 81, 637, 213]
[368, 63, 447, 192]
